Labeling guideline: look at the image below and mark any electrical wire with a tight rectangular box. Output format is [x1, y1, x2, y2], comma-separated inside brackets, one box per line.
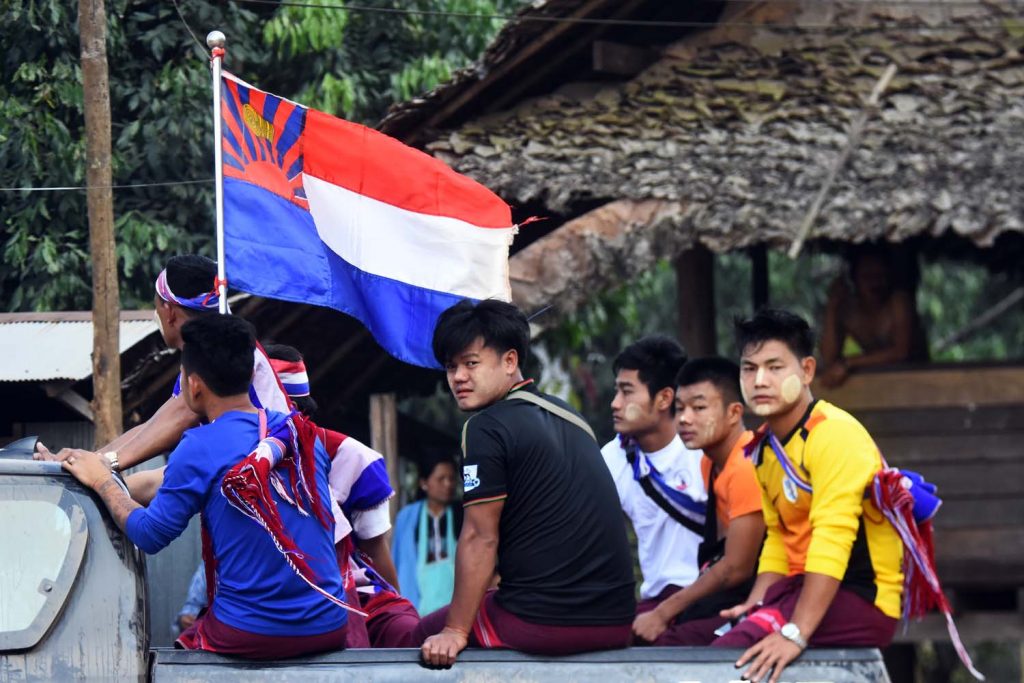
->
[228, 0, 1024, 32]
[0, 179, 213, 193]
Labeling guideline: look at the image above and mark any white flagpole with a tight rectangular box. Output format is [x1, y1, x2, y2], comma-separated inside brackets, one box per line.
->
[207, 30, 228, 314]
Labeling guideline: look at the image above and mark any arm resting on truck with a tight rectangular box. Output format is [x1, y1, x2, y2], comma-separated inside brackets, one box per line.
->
[421, 498, 503, 668]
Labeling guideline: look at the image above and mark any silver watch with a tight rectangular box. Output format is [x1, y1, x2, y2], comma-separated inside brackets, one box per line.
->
[780, 622, 807, 649]
[103, 451, 121, 473]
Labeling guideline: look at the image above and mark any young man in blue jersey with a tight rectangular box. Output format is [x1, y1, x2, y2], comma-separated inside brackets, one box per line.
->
[62, 315, 349, 658]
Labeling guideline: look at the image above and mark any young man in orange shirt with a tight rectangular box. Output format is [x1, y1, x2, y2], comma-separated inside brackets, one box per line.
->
[632, 357, 764, 646]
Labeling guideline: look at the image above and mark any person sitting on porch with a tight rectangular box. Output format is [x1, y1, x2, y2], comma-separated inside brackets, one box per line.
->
[417, 299, 635, 667]
[62, 315, 349, 658]
[819, 244, 928, 387]
[713, 309, 903, 683]
[632, 357, 763, 646]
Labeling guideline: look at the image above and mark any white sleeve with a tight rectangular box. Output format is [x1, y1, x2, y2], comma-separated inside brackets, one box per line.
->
[351, 502, 391, 540]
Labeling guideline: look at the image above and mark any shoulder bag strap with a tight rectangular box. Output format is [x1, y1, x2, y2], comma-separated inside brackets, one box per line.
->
[505, 391, 597, 442]
[625, 440, 704, 536]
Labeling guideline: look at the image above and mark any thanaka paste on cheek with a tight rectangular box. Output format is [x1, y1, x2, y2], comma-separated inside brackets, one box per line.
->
[781, 374, 803, 403]
[624, 403, 642, 422]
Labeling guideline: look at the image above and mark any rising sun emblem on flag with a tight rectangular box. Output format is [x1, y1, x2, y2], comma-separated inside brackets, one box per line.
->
[221, 78, 308, 209]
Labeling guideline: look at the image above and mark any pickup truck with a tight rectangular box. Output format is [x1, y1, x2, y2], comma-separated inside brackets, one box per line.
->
[0, 437, 892, 682]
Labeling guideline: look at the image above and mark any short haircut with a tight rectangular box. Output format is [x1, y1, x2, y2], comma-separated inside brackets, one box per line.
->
[675, 357, 743, 405]
[263, 342, 319, 418]
[181, 315, 255, 397]
[613, 335, 687, 398]
[432, 299, 530, 367]
[165, 254, 218, 299]
[734, 308, 815, 359]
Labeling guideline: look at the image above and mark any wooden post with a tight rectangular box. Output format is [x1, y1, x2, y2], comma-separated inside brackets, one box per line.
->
[79, 0, 122, 445]
[370, 393, 400, 521]
[674, 245, 717, 357]
[751, 245, 770, 311]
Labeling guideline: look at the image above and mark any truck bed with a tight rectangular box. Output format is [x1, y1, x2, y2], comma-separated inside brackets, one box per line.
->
[151, 646, 891, 682]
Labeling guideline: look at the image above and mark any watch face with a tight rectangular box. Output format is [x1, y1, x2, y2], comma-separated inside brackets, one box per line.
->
[781, 623, 798, 638]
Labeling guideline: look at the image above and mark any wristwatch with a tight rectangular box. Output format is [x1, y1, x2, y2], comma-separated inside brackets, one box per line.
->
[103, 451, 121, 473]
[780, 622, 807, 649]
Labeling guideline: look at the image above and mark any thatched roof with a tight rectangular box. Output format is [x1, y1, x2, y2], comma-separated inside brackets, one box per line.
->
[397, 0, 1024, 252]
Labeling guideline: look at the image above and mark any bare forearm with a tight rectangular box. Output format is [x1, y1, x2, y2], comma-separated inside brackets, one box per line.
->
[748, 571, 785, 605]
[94, 476, 143, 532]
[98, 423, 145, 454]
[357, 533, 400, 590]
[446, 532, 497, 632]
[790, 572, 841, 638]
[118, 398, 199, 469]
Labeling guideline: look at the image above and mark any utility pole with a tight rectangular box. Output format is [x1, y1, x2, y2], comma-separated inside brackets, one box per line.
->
[79, 0, 123, 445]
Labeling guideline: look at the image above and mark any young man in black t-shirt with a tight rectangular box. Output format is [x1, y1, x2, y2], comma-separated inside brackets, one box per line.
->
[417, 299, 636, 667]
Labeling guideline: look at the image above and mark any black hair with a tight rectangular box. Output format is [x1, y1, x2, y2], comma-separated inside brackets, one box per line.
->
[418, 452, 457, 482]
[165, 254, 218, 298]
[675, 357, 743, 406]
[163, 255, 218, 317]
[180, 315, 255, 397]
[733, 308, 815, 359]
[432, 299, 530, 367]
[612, 335, 687, 398]
[263, 342, 319, 418]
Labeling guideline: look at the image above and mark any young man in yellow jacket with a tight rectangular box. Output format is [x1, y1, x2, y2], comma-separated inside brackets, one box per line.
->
[714, 309, 903, 683]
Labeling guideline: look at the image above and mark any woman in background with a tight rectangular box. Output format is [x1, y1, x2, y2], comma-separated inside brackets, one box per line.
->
[392, 454, 461, 615]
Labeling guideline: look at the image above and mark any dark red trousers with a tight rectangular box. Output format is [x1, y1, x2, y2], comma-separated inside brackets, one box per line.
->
[175, 607, 347, 659]
[712, 575, 898, 648]
[413, 590, 632, 655]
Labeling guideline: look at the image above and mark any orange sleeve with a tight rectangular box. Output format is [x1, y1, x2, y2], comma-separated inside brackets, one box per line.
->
[724, 456, 762, 521]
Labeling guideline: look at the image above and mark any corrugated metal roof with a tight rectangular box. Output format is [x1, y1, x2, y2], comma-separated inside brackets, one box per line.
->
[0, 311, 159, 382]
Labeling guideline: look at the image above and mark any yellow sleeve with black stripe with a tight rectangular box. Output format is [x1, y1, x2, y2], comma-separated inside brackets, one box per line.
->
[804, 419, 880, 580]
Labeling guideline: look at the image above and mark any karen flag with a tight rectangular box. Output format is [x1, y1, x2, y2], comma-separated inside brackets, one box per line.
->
[219, 72, 517, 368]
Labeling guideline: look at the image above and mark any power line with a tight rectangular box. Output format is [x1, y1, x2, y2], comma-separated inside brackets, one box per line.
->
[229, 0, 1023, 32]
[172, 0, 210, 59]
[0, 179, 213, 193]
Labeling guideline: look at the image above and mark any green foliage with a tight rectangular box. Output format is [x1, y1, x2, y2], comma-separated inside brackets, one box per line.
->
[0, 0, 524, 311]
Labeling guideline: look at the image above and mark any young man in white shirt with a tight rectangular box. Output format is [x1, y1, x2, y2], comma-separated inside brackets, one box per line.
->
[599, 336, 707, 637]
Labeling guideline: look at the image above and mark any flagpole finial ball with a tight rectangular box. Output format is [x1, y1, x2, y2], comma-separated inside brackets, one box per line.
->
[206, 31, 226, 49]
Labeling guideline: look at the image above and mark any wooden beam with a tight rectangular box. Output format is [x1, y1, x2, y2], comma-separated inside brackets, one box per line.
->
[79, 0, 122, 445]
[813, 364, 1024, 411]
[675, 245, 717, 356]
[410, 0, 611, 144]
[369, 393, 400, 521]
[43, 382, 95, 422]
[485, 0, 650, 115]
[592, 40, 656, 76]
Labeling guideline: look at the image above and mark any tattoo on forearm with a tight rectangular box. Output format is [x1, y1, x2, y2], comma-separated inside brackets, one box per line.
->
[95, 478, 142, 533]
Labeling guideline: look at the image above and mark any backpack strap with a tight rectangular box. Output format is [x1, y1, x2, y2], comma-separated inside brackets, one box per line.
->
[505, 391, 597, 442]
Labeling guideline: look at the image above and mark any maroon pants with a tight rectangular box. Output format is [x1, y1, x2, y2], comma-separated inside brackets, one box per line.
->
[413, 590, 632, 655]
[176, 608, 347, 659]
[712, 575, 898, 648]
[362, 590, 422, 648]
